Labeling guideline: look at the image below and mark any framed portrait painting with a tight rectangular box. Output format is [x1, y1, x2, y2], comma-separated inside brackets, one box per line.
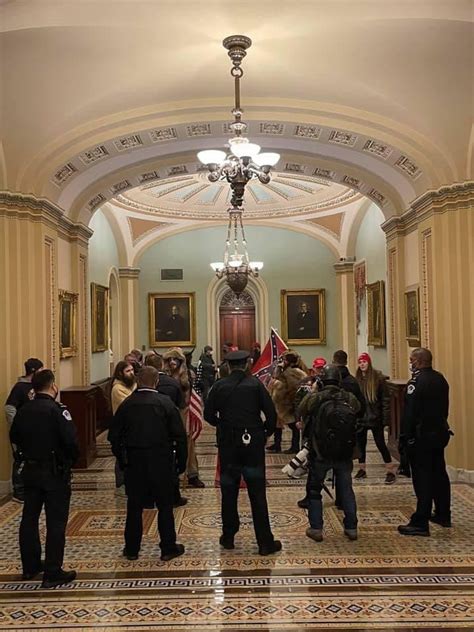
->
[367, 280, 386, 347]
[404, 287, 421, 347]
[149, 292, 196, 347]
[91, 283, 109, 353]
[280, 289, 326, 345]
[59, 290, 78, 358]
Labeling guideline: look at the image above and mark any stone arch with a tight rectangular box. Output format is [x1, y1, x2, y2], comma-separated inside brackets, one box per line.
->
[207, 275, 270, 357]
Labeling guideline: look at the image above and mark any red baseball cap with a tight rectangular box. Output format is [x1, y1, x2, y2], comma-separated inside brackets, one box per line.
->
[358, 352, 372, 363]
[312, 357, 326, 369]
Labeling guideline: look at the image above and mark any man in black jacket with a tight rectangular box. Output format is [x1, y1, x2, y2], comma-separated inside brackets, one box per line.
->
[204, 350, 281, 556]
[332, 350, 366, 417]
[10, 369, 78, 588]
[109, 366, 188, 561]
[398, 348, 452, 536]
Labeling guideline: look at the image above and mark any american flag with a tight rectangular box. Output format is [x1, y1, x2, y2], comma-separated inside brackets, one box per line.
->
[187, 387, 203, 441]
[251, 328, 288, 386]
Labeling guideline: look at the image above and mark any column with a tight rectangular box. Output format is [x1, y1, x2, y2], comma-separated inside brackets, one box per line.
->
[118, 267, 141, 354]
[334, 259, 357, 372]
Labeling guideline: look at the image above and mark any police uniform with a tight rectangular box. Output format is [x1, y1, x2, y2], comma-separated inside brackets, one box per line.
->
[204, 351, 280, 553]
[10, 393, 79, 581]
[108, 388, 187, 559]
[400, 366, 452, 531]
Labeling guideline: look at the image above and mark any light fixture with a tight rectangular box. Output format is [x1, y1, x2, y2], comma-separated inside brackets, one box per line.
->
[210, 207, 263, 295]
[197, 35, 280, 208]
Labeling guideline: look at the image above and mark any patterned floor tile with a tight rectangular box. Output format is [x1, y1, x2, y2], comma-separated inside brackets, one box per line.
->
[0, 427, 472, 629]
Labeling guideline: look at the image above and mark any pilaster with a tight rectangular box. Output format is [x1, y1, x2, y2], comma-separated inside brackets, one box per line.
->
[334, 259, 356, 372]
[118, 267, 141, 353]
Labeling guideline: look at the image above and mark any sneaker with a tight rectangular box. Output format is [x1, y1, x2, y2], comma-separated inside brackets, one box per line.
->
[187, 477, 205, 488]
[11, 495, 24, 504]
[397, 523, 430, 537]
[297, 497, 309, 509]
[385, 472, 396, 485]
[429, 514, 452, 528]
[219, 535, 235, 550]
[258, 540, 282, 556]
[122, 548, 139, 561]
[344, 529, 358, 541]
[354, 469, 366, 480]
[41, 569, 77, 589]
[161, 543, 185, 562]
[306, 527, 323, 542]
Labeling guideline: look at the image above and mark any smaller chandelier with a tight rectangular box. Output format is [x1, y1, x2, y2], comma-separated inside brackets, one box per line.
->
[211, 206, 263, 296]
[197, 35, 280, 208]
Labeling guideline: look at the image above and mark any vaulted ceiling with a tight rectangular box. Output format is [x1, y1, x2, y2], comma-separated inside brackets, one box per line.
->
[1, 0, 472, 240]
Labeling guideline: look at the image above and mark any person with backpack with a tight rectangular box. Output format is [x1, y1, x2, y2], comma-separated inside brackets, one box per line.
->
[355, 352, 396, 484]
[301, 365, 361, 542]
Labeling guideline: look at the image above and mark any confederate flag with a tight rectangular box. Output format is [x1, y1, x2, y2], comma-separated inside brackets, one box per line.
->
[251, 328, 288, 385]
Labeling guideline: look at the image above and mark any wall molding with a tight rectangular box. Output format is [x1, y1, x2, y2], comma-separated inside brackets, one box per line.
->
[118, 267, 141, 279]
[0, 191, 93, 245]
[381, 181, 474, 239]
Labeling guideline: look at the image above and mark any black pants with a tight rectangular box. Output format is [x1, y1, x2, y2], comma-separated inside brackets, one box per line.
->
[357, 426, 392, 464]
[220, 460, 274, 549]
[408, 445, 451, 528]
[20, 476, 71, 576]
[125, 497, 176, 555]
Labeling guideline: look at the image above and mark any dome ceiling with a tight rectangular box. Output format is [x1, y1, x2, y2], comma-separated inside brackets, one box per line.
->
[113, 173, 359, 220]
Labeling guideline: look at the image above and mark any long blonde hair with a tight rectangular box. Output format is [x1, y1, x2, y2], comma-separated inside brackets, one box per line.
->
[356, 363, 380, 403]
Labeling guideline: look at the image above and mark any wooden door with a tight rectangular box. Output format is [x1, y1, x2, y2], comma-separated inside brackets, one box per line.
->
[220, 309, 256, 355]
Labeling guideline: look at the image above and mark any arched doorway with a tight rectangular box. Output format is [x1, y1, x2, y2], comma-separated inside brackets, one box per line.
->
[219, 289, 256, 359]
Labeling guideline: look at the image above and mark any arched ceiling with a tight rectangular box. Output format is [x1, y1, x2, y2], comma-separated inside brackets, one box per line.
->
[1, 0, 472, 224]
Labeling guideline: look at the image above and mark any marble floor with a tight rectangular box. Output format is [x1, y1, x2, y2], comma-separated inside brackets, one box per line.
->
[0, 427, 473, 630]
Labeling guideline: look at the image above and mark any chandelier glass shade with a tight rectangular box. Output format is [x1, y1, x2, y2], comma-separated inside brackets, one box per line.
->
[210, 207, 263, 296]
[197, 35, 280, 208]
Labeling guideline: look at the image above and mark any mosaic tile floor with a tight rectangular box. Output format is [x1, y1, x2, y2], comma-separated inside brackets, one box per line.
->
[0, 427, 473, 630]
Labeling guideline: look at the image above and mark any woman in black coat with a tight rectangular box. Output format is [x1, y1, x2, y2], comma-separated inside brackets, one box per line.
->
[355, 353, 396, 484]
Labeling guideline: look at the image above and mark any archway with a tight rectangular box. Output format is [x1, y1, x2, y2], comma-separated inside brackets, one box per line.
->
[218, 290, 256, 362]
[108, 268, 121, 374]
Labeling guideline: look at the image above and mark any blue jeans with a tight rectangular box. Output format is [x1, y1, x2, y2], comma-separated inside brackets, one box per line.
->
[307, 458, 357, 530]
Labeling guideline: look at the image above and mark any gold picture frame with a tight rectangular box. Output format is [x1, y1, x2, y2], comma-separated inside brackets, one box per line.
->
[404, 287, 421, 347]
[280, 289, 326, 345]
[91, 283, 109, 353]
[149, 292, 196, 347]
[59, 290, 78, 358]
[367, 280, 386, 347]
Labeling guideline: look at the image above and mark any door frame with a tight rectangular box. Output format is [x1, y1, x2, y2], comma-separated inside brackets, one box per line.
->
[207, 275, 269, 356]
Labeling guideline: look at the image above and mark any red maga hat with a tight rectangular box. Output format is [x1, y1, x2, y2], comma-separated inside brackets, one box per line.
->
[358, 352, 372, 363]
[312, 357, 327, 369]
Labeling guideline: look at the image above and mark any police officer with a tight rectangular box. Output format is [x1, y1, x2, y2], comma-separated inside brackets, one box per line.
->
[10, 369, 78, 588]
[108, 366, 188, 562]
[204, 350, 281, 555]
[398, 348, 452, 536]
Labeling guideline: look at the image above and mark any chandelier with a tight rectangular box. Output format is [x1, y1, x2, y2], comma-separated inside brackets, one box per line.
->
[197, 35, 280, 207]
[210, 207, 263, 296]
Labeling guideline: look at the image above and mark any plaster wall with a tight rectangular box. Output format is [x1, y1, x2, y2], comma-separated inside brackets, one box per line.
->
[137, 225, 338, 366]
[57, 237, 75, 387]
[88, 209, 120, 381]
[355, 204, 389, 375]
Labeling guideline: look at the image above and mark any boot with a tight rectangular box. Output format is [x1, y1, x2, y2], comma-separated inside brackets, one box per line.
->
[283, 423, 299, 454]
[266, 428, 282, 453]
[385, 462, 396, 485]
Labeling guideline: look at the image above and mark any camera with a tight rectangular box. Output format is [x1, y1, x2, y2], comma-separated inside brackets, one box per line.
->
[282, 444, 309, 479]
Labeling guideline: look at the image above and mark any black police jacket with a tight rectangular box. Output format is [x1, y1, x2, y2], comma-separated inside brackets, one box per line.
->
[108, 388, 187, 506]
[10, 393, 79, 468]
[204, 370, 276, 460]
[401, 367, 450, 447]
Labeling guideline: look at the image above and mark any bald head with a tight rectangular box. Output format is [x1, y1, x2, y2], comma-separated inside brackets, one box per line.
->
[137, 366, 159, 388]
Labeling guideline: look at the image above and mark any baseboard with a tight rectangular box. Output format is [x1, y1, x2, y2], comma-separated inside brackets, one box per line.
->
[0, 480, 12, 497]
[447, 465, 474, 485]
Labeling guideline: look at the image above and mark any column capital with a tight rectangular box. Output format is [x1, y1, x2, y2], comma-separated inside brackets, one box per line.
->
[381, 181, 474, 240]
[118, 267, 141, 279]
[334, 258, 355, 274]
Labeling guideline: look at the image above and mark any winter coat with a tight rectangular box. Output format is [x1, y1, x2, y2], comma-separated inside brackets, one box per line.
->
[358, 372, 390, 429]
[271, 367, 307, 426]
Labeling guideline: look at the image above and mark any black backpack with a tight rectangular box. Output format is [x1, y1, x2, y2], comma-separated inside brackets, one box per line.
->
[312, 391, 357, 461]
